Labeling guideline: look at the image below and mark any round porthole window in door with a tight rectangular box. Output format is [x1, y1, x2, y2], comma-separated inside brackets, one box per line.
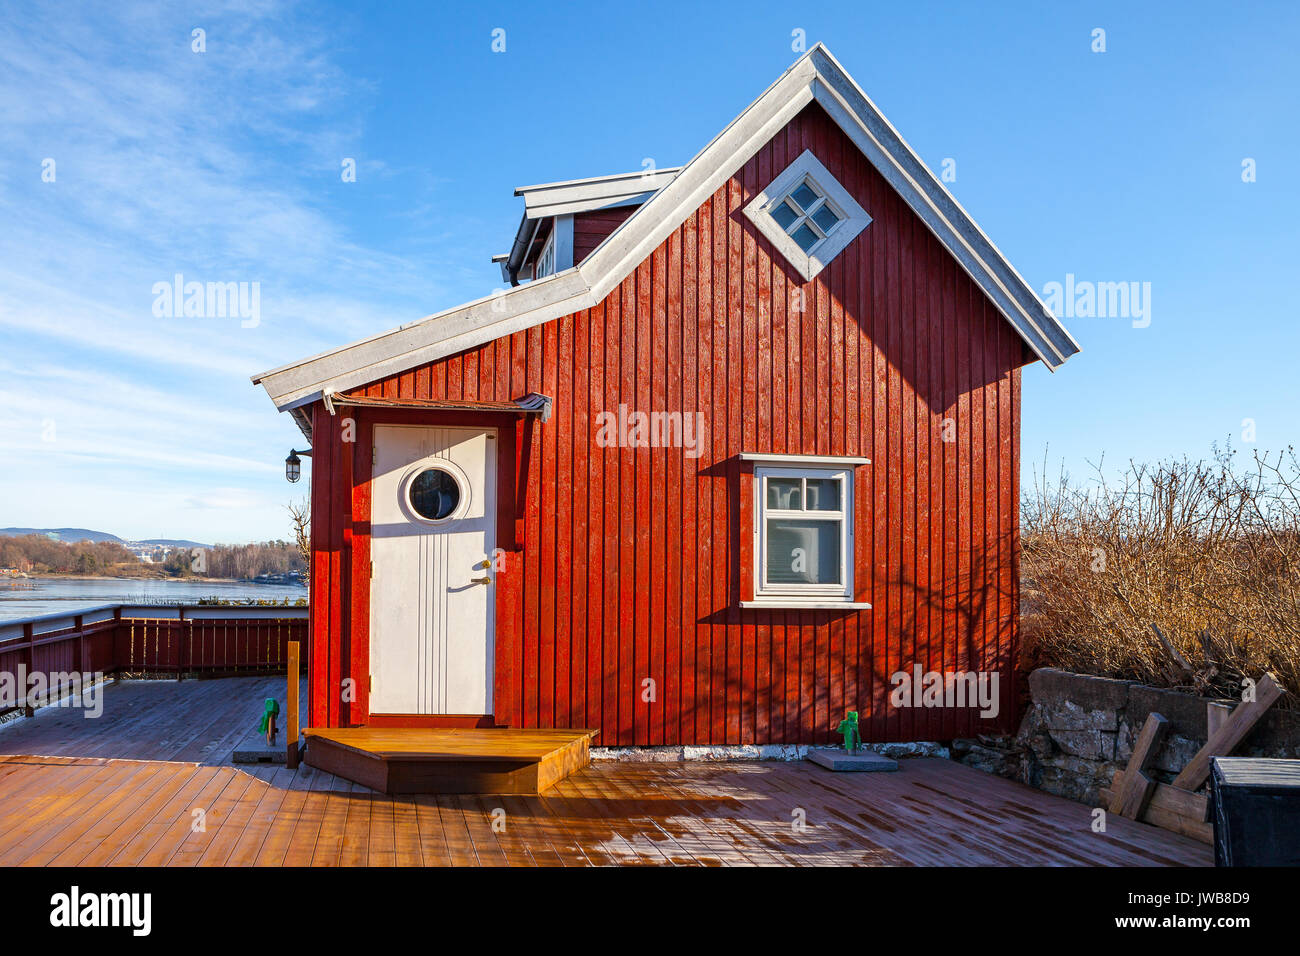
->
[407, 466, 462, 521]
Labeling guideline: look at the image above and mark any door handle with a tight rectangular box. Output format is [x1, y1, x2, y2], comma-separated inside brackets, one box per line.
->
[471, 576, 491, 586]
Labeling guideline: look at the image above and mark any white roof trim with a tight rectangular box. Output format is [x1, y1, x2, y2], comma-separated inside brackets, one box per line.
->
[254, 44, 1079, 419]
[514, 166, 682, 219]
[742, 149, 872, 282]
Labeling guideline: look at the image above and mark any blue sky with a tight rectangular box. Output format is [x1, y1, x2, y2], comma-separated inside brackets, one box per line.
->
[1, 0, 1296, 543]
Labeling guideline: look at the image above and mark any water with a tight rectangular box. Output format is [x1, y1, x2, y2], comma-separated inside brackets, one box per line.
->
[0, 577, 307, 622]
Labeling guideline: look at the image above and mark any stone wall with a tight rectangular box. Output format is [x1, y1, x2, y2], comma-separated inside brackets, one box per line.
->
[952, 668, 1300, 805]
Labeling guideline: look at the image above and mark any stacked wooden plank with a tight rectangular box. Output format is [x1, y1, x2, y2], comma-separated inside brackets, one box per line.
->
[1100, 673, 1284, 844]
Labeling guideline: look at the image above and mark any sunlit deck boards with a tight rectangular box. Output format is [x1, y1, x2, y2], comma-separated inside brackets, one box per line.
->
[303, 727, 599, 795]
[0, 674, 301, 764]
[0, 755, 1210, 866]
[0, 677, 1212, 866]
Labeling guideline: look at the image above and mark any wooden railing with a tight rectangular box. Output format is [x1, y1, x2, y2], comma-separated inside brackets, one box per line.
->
[0, 604, 308, 718]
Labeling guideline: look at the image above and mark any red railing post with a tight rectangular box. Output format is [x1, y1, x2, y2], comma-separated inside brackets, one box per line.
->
[178, 607, 187, 681]
[113, 605, 123, 675]
[21, 621, 34, 716]
[73, 614, 84, 678]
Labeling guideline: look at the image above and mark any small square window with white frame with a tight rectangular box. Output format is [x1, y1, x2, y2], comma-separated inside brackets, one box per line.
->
[743, 149, 871, 282]
[746, 459, 866, 608]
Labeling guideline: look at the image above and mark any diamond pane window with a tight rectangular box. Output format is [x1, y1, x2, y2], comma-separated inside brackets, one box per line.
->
[769, 177, 841, 255]
[743, 150, 872, 282]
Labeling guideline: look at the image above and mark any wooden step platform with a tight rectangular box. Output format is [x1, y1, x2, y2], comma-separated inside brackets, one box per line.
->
[302, 727, 599, 794]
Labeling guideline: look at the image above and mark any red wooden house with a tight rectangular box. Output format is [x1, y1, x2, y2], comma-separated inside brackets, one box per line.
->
[254, 45, 1079, 753]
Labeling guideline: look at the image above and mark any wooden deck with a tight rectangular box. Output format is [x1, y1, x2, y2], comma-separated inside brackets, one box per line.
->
[0, 676, 1212, 866]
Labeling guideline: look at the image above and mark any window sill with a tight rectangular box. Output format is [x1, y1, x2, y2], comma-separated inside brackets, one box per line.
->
[740, 601, 872, 611]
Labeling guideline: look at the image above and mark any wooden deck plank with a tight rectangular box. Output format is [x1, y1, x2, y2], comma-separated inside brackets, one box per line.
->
[108, 765, 221, 866]
[337, 790, 373, 866]
[137, 767, 244, 866]
[411, 794, 452, 867]
[735, 761, 909, 865]
[770, 761, 1067, 866]
[2, 760, 152, 866]
[652, 764, 805, 866]
[644, 764, 800, 866]
[366, 793, 398, 866]
[535, 789, 617, 866]
[558, 762, 676, 865]
[500, 793, 575, 866]
[167, 768, 258, 866]
[434, 794, 479, 866]
[306, 786, 357, 867]
[596, 764, 712, 866]
[96, 763, 240, 867]
[222, 770, 293, 867]
[79, 763, 206, 867]
[455, 795, 510, 866]
[253, 784, 311, 866]
[0, 759, 120, 855]
[391, 797, 424, 866]
[547, 774, 647, 865]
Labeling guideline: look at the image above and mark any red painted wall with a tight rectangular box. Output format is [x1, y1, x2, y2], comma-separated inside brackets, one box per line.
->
[308, 102, 1032, 744]
[574, 206, 637, 264]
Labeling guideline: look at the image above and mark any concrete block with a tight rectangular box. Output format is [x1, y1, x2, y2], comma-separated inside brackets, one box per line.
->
[1029, 667, 1132, 713]
[808, 749, 899, 772]
[231, 727, 286, 764]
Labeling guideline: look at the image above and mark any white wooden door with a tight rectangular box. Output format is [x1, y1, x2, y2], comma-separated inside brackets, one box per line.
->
[369, 425, 496, 715]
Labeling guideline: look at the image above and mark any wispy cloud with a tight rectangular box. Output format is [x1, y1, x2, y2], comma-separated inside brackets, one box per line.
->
[0, 1, 455, 541]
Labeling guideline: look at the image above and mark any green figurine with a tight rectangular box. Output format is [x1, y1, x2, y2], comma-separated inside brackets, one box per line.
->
[835, 710, 860, 754]
[259, 698, 280, 746]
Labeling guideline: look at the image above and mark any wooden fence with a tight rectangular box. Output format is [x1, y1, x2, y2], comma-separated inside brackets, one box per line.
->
[0, 604, 308, 718]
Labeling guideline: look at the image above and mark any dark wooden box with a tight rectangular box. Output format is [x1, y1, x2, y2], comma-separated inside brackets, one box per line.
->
[1210, 757, 1300, 867]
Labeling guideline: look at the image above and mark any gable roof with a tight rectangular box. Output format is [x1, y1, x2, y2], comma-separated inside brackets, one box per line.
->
[254, 44, 1080, 430]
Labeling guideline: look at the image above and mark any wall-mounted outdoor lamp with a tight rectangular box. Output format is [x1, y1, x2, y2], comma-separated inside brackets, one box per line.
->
[285, 448, 312, 483]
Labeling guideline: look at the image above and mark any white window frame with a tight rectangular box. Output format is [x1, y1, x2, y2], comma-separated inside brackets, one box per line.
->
[742, 455, 871, 610]
[535, 229, 556, 279]
[532, 214, 573, 280]
[742, 149, 871, 282]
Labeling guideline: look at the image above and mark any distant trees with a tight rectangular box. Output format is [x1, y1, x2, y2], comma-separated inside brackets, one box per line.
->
[0, 534, 306, 579]
[201, 541, 305, 579]
[0, 535, 134, 573]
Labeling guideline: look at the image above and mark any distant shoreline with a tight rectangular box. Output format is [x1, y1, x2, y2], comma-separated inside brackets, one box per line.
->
[9, 574, 304, 586]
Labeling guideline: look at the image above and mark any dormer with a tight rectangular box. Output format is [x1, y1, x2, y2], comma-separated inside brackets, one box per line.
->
[495, 166, 681, 285]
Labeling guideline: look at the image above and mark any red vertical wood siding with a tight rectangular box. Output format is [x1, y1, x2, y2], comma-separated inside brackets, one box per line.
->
[573, 206, 638, 264]
[309, 103, 1032, 744]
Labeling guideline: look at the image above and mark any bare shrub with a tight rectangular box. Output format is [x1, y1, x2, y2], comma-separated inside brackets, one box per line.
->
[1022, 445, 1299, 705]
[288, 499, 310, 568]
